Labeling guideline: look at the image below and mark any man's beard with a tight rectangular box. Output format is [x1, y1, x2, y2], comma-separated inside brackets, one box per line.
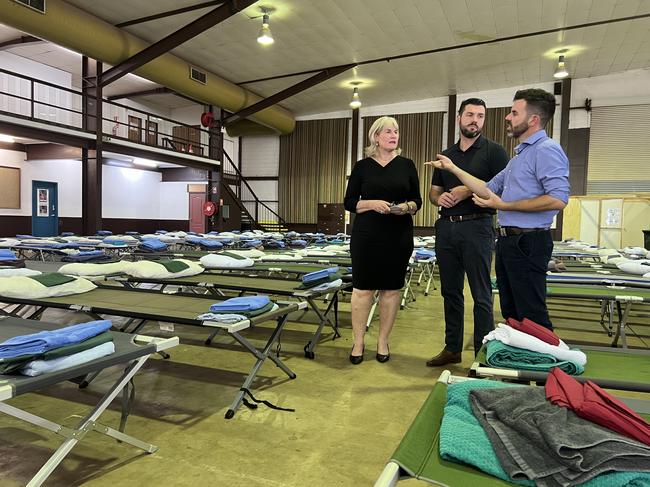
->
[506, 121, 527, 138]
[459, 124, 480, 138]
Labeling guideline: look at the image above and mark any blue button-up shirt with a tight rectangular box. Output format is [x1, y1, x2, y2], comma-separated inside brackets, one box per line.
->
[486, 130, 570, 228]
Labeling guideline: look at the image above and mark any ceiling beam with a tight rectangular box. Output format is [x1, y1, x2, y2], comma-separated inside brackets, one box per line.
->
[0, 35, 42, 51]
[100, 0, 258, 87]
[237, 12, 650, 86]
[116, 1, 224, 28]
[223, 63, 357, 126]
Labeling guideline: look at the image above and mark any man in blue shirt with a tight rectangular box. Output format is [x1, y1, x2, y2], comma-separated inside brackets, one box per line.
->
[426, 99, 509, 367]
[427, 88, 570, 330]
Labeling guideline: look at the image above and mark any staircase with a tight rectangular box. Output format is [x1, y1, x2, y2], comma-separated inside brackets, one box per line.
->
[221, 151, 288, 233]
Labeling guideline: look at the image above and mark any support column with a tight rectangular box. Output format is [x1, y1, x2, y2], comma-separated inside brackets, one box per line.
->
[447, 94, 457, 148]
[351, 107, 359, 162]
[207, 105, 223, 232]
[81, 57, 103, 235]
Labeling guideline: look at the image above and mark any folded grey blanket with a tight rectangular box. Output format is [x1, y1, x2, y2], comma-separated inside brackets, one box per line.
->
[469, 387, 650, 487]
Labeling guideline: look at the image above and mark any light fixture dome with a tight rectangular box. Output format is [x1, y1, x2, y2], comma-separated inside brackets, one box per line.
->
[554, 55, 569, 79]
[349, 86, 362, 109]
[257, 14, 274, 45]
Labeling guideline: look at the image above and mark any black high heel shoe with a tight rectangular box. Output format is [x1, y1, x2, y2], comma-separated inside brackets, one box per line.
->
[376, 345, 390, 363]
[349, 344, 364, 365]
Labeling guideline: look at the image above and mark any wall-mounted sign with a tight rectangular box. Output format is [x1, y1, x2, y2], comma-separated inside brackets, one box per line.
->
[37, 189, 49, 217]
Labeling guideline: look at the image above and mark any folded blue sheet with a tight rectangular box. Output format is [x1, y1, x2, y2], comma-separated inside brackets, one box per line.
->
[139, 238, 168, 251]
[16, 234, 35, 239]
[155, 230, 168, 234]
[415, 249, 435, 259]
[0, 249, 18, 261]
[96, 230, 112, 236]
[290, 239, 307, 247]
[265, 240, 285, 249]
[187, 237, 224, 249]
[103, 238, 127, 246]
[209, 295, 270, 312]
[0, 320, 112, 360]
[60, 232, 75, 237]
[302, 267, 339, 283]
[241, 239, 262, 248]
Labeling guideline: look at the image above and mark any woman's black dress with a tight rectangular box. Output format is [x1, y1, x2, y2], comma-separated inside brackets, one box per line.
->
[344, 156, 422, 290]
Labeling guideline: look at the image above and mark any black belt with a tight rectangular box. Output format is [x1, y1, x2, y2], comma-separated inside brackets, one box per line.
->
[498, 226, 549, 237]
[439, 213, 492, 222]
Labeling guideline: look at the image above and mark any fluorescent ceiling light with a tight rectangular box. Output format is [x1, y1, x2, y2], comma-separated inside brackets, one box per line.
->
[133, 158, 158, 168]
[0, 134, 15, 143]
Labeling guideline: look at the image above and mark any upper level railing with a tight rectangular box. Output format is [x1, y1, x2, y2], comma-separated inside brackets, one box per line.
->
[0, 67, 221, 161]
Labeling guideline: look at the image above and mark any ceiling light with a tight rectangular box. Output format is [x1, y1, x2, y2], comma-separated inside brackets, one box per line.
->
[349, 86, 362, 109]
[554, 55, 569, 79]
[0, 134, 15, 143]
[257, 13, 274, 45]
[133, 158, 158, 168]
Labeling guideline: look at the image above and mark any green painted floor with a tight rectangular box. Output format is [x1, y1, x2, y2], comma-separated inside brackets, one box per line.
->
[0, 274, 648, 486]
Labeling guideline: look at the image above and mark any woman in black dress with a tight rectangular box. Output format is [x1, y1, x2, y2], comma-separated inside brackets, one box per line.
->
[343, 116, 422, 364]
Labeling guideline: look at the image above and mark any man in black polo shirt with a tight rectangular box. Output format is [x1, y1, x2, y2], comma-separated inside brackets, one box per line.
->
[426, 98, 509, 366]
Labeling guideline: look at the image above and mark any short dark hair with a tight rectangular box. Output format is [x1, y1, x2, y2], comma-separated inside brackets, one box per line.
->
[458, 98, 486, 116]
[513, 89, 556, 127]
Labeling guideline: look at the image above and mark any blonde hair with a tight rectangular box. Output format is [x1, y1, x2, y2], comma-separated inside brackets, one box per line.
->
[364, 116, 401, 157]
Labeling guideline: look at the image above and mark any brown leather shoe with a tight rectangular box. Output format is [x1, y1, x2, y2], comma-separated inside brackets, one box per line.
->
[426, 349, 462, 367]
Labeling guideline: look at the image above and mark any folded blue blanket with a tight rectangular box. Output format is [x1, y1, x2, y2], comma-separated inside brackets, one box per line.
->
[61, 250, 111, 263]
[290, 239, 307, 247]
[0, 320, 112, 359]
[103, 238, 127, 246]
[303, 267, 339, 283]
[139, 238, 167, 251]
[60, 232, 75, 237]
[96, 230, 112, 236]
[155, 230, 168, 234]
[265, 240, 285, 249]
[0, 249, 17, 260]
[242, 239, 262, 248]
[415, 249, 435, 259]
[209, 295, 270, 312]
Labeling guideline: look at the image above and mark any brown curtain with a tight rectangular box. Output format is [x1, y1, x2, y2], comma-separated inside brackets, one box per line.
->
[484, 107, 554, 158]
[361, 112, 444, 227]
[279, 118, 349, 224]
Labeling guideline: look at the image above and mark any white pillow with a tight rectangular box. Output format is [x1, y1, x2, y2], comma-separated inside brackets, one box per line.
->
[0, 268, 41, 278]
[200, 254, 254, 268]
[124, 259, 203, 279]
[607, 256, 630, 265]
[0, 275, 96, 298]
[228, 249, 265, 258]
[617, 260, 650, 276]
[59, 261, 132, 277]
[259, 254, 304, 261]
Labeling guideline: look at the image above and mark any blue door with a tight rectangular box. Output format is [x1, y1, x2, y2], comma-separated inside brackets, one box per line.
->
[32, 181, 59, 237]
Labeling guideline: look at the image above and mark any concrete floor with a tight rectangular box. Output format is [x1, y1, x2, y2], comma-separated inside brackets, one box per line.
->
[0, 276, 648, 486]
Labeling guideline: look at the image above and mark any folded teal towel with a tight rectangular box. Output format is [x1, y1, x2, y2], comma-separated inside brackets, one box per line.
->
[440, 380, 650, 487]
[210, 295, 270, 312]
[486, 340, 584, 375]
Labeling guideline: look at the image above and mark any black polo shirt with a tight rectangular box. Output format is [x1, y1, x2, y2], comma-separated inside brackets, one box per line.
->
[431, 135, 509, 217]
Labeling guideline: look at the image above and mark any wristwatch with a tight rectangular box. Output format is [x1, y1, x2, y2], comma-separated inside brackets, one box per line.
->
[407, 202, 415, 214]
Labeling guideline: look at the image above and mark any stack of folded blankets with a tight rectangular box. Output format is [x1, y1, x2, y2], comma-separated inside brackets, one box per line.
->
[413, 248, 435, 261]
[482, 318, 587, 375]
[439, 370, 650, 486]
[297, 267, 343, 291]
[0, 249, 25, 268]
[197, 295, 277, 323]
[0, 320, 114, 377]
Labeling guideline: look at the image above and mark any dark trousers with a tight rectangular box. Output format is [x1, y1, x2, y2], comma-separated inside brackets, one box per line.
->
[435, 217, 495, 354]
[495, 230, 554, 329]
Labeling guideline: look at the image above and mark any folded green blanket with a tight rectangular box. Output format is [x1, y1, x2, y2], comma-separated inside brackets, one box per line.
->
[28, 272, 76, 287]
[486, 340, 584, 375]
[237, 301, 275, 317]
[159, 260, 190, 273]
[0, 331, 113, 374]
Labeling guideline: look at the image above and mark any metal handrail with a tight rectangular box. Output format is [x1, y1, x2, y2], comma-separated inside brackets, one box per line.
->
[221, 150, 287, 230]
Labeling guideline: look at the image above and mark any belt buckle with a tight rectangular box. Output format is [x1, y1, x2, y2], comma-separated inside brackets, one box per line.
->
[451, 215, 461, 222]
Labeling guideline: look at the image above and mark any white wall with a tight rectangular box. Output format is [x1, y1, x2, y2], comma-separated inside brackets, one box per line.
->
[0, 151, 82, 217]
[159, 182, 191, 220]
[570, 68, 650, 129]
[241, 135, 280, 177]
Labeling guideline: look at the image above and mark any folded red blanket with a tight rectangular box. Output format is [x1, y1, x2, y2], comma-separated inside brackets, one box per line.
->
[506, 317, 561, 346]
[546, 367, 650, 446]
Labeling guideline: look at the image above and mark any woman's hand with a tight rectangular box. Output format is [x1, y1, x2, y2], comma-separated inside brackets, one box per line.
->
[371, 200, 392, 214]
[389, 203, 409, 215]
